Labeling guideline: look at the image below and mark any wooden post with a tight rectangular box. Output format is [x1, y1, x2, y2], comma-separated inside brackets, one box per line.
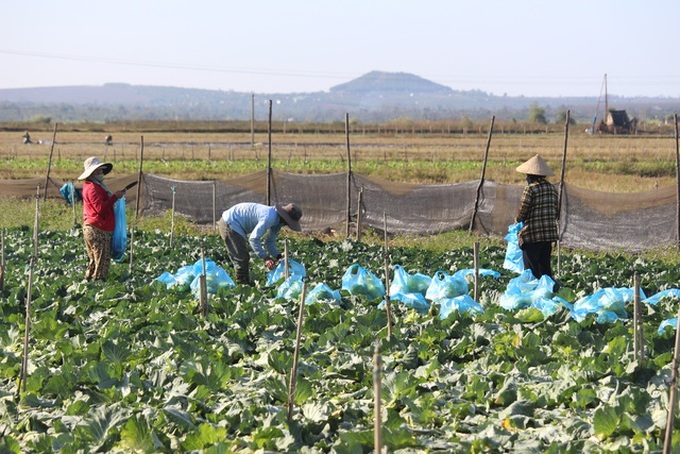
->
[43, 123, 58, 201]
[373, 339, 383, 453]
[469, 116, 494, 232]
[473, 241, 480, 302]
[134, 136, 144, 218]
[675, 114, 680, 249]
[212, 181, 217, 233]
[345, 113, 353, 238]
[251, 93, 255, 147]
[663, 303, 680, 453]
[382, 212, 393, 339]
[267, 100, 273, 206]
[287, 281, 307, 420]
[355, 187, 363, 241]
[557, 110, 570, 227]
[170, 186, 176, 248]
[129, 135, 144, 275]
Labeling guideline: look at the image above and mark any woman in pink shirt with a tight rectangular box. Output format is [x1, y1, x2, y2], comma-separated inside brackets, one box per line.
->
[78, 157, 126, 281]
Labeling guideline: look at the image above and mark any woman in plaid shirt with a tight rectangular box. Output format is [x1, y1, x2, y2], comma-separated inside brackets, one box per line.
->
[515, 154, 559, 281]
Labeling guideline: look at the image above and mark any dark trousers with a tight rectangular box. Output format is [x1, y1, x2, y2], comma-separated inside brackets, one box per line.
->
[218, 218, 251, 284]
[522, 241, 553, 280]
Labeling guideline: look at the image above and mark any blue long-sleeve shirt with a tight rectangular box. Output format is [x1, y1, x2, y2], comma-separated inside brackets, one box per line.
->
[222, 203, 282, 259]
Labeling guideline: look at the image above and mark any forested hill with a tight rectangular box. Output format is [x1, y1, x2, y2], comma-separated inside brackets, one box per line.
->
[1, 71, 678, 123]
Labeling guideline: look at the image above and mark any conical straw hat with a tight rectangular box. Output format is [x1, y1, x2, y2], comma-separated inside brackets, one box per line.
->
[515, 154, 554, 177]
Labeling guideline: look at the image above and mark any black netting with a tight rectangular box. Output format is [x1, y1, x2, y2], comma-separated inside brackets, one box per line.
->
[1, 171, 678, 251]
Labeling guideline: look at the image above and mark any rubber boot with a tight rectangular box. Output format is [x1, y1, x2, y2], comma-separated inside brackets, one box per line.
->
[235, 266, 252, 286]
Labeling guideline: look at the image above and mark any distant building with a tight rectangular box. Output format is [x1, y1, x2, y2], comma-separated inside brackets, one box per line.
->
[597, 109, 637, 135]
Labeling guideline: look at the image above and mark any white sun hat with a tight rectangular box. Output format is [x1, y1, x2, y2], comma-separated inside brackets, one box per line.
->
[78, 156, 113, 180]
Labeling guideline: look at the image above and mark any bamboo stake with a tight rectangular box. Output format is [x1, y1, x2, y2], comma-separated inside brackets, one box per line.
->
[199, 244, 208, 317]
[43, 123, 58, 201]
[0, 229, 4, 291]
[355, 187, 363, 241]
[284, 239, 290, 280]
[473, 241, 480, 302]
[19, 255, 35, 394]
[557, 240, 561, 277]
[71, 181, 78, 229]
[663, 303, 680, 453]
[345, 113, 352, 238]
[373, 339, 383, 453]
[128, 226, 136, 274]
[287, 281, 307, 420]
[469, 116, 494, 232]
[633, 272, 640, 360]
[170, 186, 176, 248]
[382, 212, 393, 339]
[33, 185, 40, 260]
[633, 273, 645, 367]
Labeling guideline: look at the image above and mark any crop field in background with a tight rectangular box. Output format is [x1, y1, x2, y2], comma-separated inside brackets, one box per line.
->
[0, 129, 678, 192]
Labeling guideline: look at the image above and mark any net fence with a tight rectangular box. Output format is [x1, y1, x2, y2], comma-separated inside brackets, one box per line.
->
[0, 171, 677, 252]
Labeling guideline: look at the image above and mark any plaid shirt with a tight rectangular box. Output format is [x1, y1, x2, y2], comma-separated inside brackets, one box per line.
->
[516, 178, 559, 246]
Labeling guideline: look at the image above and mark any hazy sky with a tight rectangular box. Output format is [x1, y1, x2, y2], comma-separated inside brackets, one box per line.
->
[2, 0, 679, 98]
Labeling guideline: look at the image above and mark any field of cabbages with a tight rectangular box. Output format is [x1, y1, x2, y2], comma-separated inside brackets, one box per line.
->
[1, 225, 680, 453]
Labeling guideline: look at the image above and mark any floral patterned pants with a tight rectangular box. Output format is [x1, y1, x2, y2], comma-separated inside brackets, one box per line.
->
[83, 224, 113, 281]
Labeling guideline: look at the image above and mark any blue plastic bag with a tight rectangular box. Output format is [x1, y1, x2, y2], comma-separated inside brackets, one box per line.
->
[276, 275, 304, 300]
[341, 264, 385, 301]
[503, 222, 524, 273]
[390, 264, 431, 296]
[189, 259, 236, 295]
[59, 182, 82, 205]
[155, 258, 235, 295]
[382, 292, 430, 314]
[111, 197, 127, 262]
[570, 287, 644, 323]
[658, 318, 678, 335]
[439, 295, 485, 319]
[425, 270, 469, 302]
[266, 259, 306, 286]
[499, 270, 555, 310]
[305, 282, 342, 305]
[643, 288, 680, 305]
